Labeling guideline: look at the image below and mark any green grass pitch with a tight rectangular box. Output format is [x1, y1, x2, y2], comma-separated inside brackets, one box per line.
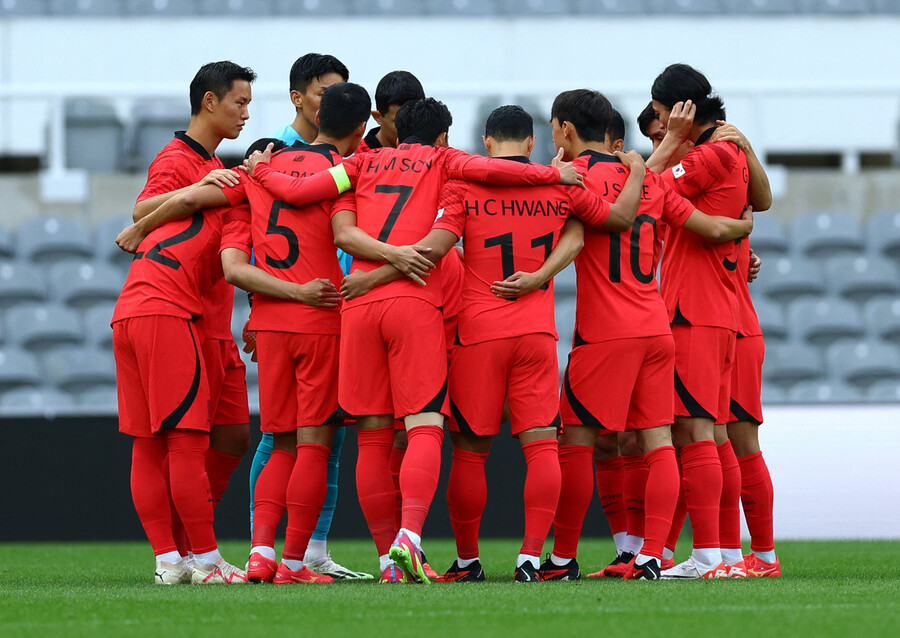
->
[1, 538, 898, 637]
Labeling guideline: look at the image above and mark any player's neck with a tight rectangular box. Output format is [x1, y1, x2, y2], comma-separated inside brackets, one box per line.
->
[487, 140, 531, 159]
[571, 139, 609, 157]
[374, 128, 394, 149]
[184, 119, 223, 158]
[290, 113, 318, 145]
[313, 133, 353, 157]
[689, 121, 717, 143]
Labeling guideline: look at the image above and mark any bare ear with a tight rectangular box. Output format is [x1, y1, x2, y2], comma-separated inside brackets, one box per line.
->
[315, 110, 321, 128]
[371, 110, 382, 125]
[526, 136, 536, 154]
[435, 131, 449, 148]
[290, 90, 303, 110]
[482, 135, 491, 154]
[203, 91, 217, 113]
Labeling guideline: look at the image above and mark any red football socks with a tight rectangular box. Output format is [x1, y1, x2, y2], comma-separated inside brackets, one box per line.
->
[623, 453, 649, 539]
[447, 447, 489, 560]
[665, 456, 688, 554]
[399, 425, 445, 536]
[131, 437, 176, 555]
[641, 445, 679, 560]
[552, 444, 594, 559]
[205, 447, 242, 509]
[718, 440, 743, 552]
[389, 443, 406, 534]
[680, 440, 722, 549]
[520, 438, 561, 557]
[166, 430, 216, 554]
[356, 427, 396, 555]
[282, 443, 331, 562]
[738, 451, 776, 553]
[594, 456, 626, 536]
[251, 448, 294, 550]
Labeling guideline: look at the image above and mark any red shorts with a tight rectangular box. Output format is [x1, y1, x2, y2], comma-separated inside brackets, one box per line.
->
[340, 297, 449, 419]
[729, 334, 764, 425]
[202, 337, 249, 427]
[560, 335, 675, 432]
[449, 333, 560, 437]
[671, 324, 736, 424]
[443, 314, 459, 361]
[256, 331, 341, 432]
[113, 315, 210, 437]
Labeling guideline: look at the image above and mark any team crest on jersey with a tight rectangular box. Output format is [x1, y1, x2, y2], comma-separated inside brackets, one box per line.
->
[672, 163, 686, 179]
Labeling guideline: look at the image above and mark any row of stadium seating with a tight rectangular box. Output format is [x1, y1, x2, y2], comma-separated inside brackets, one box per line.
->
[2, 0, 896, 18]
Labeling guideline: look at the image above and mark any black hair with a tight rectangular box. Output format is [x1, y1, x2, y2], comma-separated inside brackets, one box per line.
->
[374, 70, 425, 115]
[189, 61, 256, 115]
[607, 110, 625, 143]
[550, 89, 614, 143]
[483, 105, 534, 142]
[318, 82, 372, 138]
[244, 138, 287, 159]
[289, 53, 349, 94]
[637, 102, 659, 138]
[395, 97, 453, 145]
[651, 63, 726, 123]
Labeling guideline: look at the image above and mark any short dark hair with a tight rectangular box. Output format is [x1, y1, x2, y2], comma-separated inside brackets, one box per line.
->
[651, 63, 725, 123]
[318, 83, 372, 139]
[550, 89, 614, 144]
[244, 138, 287, 159]
[374, 70, 425, 115]
[289, 53, 349, 94]
[637, 102, 659, 137]
[189, 61, 256, 115]
[484, 105, 533, 142]
[607, 110, 625, 144]
[395, 97, 453, 146]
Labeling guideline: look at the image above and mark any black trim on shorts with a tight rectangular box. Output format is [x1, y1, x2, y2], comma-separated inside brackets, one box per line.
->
[729, 398, 761, 426]
[572, 328, 588, 348]
[161, 322, 203, 430]
[672, 302, 691, 325]
[419, 379, 448, 415]
[449, 399, 474, 436]
[674, 368, 714, 420]
[563, 364, 607, 430]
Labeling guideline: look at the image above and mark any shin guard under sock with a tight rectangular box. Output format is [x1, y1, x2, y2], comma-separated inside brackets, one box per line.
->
[399, 425, 445, 536]
[552, 444, 594, 560]
[447, 447, 488, 560]
[520, 439, 561, 557]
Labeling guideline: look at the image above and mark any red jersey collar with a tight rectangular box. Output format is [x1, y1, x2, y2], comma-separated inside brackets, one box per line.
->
[578, 149, 621, 168]
[174, 131, 213, 161]
[495, 155, 531, 164]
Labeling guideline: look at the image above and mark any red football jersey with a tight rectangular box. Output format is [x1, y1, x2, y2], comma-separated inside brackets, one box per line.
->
[353, 128, 382, 156]
[433, 157, 611, 346]
[734, 239, 762, 337]
[572, 151, 695, 344]
[441, 245, 465, 321]
[659, 128, 749, 329]
[137, 131, 234, 340]
[219, 143, 344, 335]
[112, 208, 230, 323]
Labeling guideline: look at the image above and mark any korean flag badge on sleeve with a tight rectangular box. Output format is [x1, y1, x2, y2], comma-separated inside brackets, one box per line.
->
[672, 163, 686, 179]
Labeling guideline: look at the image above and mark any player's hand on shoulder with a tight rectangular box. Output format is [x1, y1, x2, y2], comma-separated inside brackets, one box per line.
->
[197, 168, 240, 189]
[240, 143, 274, 177]
[616, 150, 646, 176]
[340, 270, 374, 300]
[552, 148, 585, 189]
[115, 223, 145, 254]
[490, 271, 541, 299]
[711, 121, 749, 151]
[297, 278, 341, 308]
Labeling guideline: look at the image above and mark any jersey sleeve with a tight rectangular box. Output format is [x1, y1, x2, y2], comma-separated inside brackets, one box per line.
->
[566, 184, 611, 228]
[220, 178, 248, 207]
[663, 143, 737, 200]
[220, 203, 252, 254]
[137, 153, 187, 202]
[431, 179, 468, 239]
[441, 148, 561, 186]
[253, 161, 349, 207]
[330, 191, 357, 219]
[658, 174, 695, 228]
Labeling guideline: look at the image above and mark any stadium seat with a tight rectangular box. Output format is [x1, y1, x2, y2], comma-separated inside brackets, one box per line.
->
[0, 261, 48, 310]
[49, 0, 123, 15]
[0, 0, 49, 15]
[871, 0, 900, 13]
[128, 101, 190, 172]
[762, 340, 824, 386]
[197, 0, 272, 15]
[826, 340, 900, 388]
[573, 0, 647, 14]
[791, 210, 865, 260]
[49, 259, 125, 309]
[747, 214, 789, 256]
[497, 0, 572, 15]
[5, 302, 83, 352]
[787, 379, 864, 403]
[799, 0, 870, 14]
[76, 386, 119, 412]
[273, 0, 350, 15]
[83, 301, 116, 350]
[647, 0, 723, 14]
[555, 297, 576, 346]
[0, 347, 42, 391]
[864, 297, 900, 343]
[824, 254, 899, 303]
[95, 215, 137, 272]
[427, 0, 499, 15]
[786, 297, 864, 346]
[125, 0, 199, 16]
[351, 0, 426, 15]
[16, 216, 94, 264]
[0, 226, 14, 260]
[64, 98, 124, 173]
[751, 296, 788, 341]
[866, 379, 900, 401]
[43, 345, 116, 392]
[0, 386, 76, 415]
[865, 209, 900, 261]
[554, 262, 577, 296]
[752, 256, 825, 303]
[722, 0, 799, 13]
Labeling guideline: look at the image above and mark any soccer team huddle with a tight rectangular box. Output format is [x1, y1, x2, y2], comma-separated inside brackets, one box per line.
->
[112, 52, 781, 587]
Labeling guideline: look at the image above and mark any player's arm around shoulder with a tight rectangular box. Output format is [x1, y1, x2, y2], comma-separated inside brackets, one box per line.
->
[682, 205, 754, 243]
[601, 150, 646, 231]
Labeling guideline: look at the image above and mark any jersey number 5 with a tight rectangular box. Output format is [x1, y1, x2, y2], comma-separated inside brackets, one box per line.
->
[265, 201, 301, 270]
